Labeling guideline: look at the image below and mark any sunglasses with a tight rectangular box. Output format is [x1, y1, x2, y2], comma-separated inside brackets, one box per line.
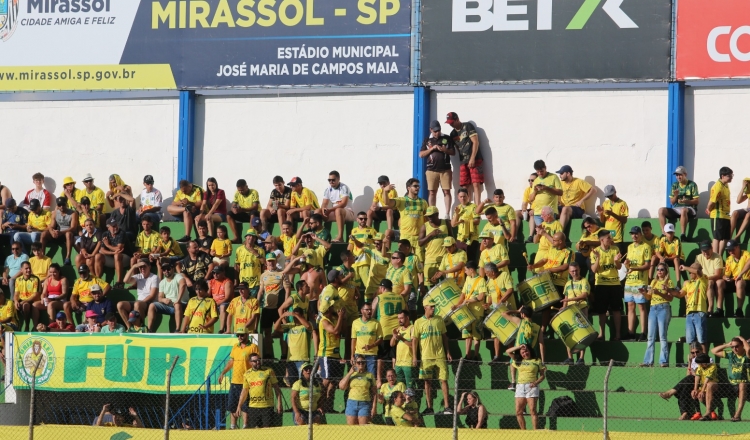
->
[528, 179, 535, 182]
[355, 361, 365, 365]
[690, 351, 700, 354]
[328, 179, 337, 182]
[411, 185, 420, 188]
[357, 217, 367, 221]
[391, 256, 401, 260]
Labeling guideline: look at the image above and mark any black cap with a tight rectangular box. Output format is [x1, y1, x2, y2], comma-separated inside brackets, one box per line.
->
[629, 226, 642, 234]
[379, 279, 393, 289]
[107, 217, 118, 226]
[726, 240, 739, 251]
[5, 198, 16, 208]
[556, 165, 573, 174]
[695, 353, 710, 364]
[80, 196, 91, 205]
[29, 199, 40, 210]
[161, 262, 173, 270]
[699, 240, 712, 251]
[56, 196, 67, 207]
[288, 177, 302, 186]
[429, 120, 441, 131]
[237, 281, 249, 289]
[377, 175, 389, 185]
[212, 265, 224, 273]
[143, 175, 154, 184]
[78, 264, 90, 272]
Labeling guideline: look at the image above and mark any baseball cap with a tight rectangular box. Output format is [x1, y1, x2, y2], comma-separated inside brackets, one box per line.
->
[479, 231, 492, 239]
[429, 120, 441, 131]
[603, 185, 616, 197]
[29, 199, 40, 210]
[85, 310, 97, 318]
[287, 177, 303, 187]
[5, 198, 15, 208]
[90, 284, 102, 293]
[425, 206, 439, 217]
[55, 311, 66, 320]
[143, 175, 155, 184]
[673, 166, 687, 175]
[107, 217, 118, 226]
[55, 196, 67, 207]
[62, 176, 76, 186]
[726, 239, 739, 250]
[300, 362, 313, 370]
[445, 112, 459, 124]
[237, 281, 249, 289]
[629, 226, 642, 234]
[379, 279, 393, 289]
[443, 237, 456, 247]
[377, 175, 390, 185]
[251, 218, 262, 227]
[327, 269, 341, 284]
[556, 165, 573, 174]
[245, 230, 258, 237]
[235, 328, 249, 335]
[80, 196, 91, 205]
[78, 264, 90, 273]
[373, 232, 384, 241]
[128, 311, 140, 323]
[423, 297, 436, 307]
[404, 388, 416, 397]
[212, 265, 224, 273]
[82, 173, 94, 182]
[265, 253, 276, 261]
[699, 240, 712, 251]
[318, 292, 339, 314]
[664, 223, 675, 233]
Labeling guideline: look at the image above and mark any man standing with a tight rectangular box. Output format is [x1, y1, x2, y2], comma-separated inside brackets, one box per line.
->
[451, 188, 480, 259]
[382, 178, 428, 258]
[674, 264, 709, 355]
[386, 251, 413, 301]
[391, 310, 415, 389]
[228, 179, 260, 244]
[529, 160, 563, 228]
[258, 254, 284, 357]
[623, 226, 652, 341]
[597, 185, 629, 253]
[137, 175, 163, 227]
[695, 240, 726, 317]
[532, 206, 563, 270]
[481, 206, 512, 249]
[732, 178, 750, 241]
[477, 190, 517, 243]
[659, 166, 699, 242]
[419, 207, 450, 290]
[420, 120, 455, 215]
[708, 167, 734, 255]
[219, 330, 260, 429]
[260, 176, 292, 233]
[317, 171, 354, 243]
[351, 303, 383, 376]
[317, 294, 346, 414]
[478, 231, 510, 277]
[349, 212, 377, 295]
[372, 279, 408, 378]
[591, 230, 624, 341]
[447, 112, 483, 205]
[235, 352, 282, 429]
[413, 298, 453, 415]
[557, 165, 595, 231]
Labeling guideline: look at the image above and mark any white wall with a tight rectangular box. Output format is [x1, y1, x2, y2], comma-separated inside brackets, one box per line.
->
[433, 89, 669, 218]
[0, 99, 179, 202]
[195, 92, 414, 213]
[685, 87, 750, 214]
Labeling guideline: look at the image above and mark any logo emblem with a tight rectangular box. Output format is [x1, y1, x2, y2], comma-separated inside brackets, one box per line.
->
[16, 337, 56, 386]
[0, 0, 19, 42]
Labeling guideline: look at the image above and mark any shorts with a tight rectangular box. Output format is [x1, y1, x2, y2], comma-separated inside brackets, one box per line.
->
[515, 382, 540, 399]
[725, 279, 746, 294]
[187, 205, 202, 217]
[213, 256, 230, 265]
[459, 160, 484, 187]
[308, 300, 319, 323]
[713, 218, 731, 241]
[567, 206, 585, 219]
[247, 407, 275, 428]
[624, 285, 648, 304]
[461, 321, 481, 341]
[152, 301, 183, 315]
[370, 208, 400, 223]
[260, 308, 278, 329]
[228, 211, 257, 223]
[286, 361, 305, 384]
[104, 254, 131, 268]
[425, 170, 453, 191]
[423, 260, 441, 288]
[419, 358, 448, 381]
[378, 341, 396, 360]
[318, 357, 344, 380]
[685, 311, 707, 344]
[591, 284, 624, 315]
[228, 383, 250, 413]
[345, 399, 372, 417]
[665, 207, 696, 219]
[395, 366, 416, 388]
[324, 207, 356, 222]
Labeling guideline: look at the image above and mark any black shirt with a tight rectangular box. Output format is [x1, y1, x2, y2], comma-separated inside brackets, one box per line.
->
[79, 229, 103, 254]
[103, 229, 131, 254]
[269, 187, 292, 209]
[196, 235, 215, 252]
[420, 134, 455, 172]
[450, 122, 482, 164]
[110, 205, 138, 235]
[180, 252, 212, 282]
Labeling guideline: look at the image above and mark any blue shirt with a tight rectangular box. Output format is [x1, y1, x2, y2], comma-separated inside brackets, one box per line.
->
[86, 299, 115, 324]
[4, 254, 29, 278]
[2, 209, 27, 234]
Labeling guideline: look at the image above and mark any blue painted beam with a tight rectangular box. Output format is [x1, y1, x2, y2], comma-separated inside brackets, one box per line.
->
[413, 86, 430, 200]
[177, 90, 196, 186]
[666, 81, 685, 207]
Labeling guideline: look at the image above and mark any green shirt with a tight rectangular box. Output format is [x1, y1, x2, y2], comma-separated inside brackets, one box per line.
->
[726, 351, 749, 384]
[671, 180, 699, 209]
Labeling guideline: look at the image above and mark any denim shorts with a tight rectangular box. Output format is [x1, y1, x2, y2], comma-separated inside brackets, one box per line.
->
[345, 399, 371, 417]
[624, 285, 648, 304]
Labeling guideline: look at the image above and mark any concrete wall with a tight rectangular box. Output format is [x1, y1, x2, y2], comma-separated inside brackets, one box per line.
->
[194, 92, 414, 213]
[432, 88, 670, 218]
[0, 98, 179, 202]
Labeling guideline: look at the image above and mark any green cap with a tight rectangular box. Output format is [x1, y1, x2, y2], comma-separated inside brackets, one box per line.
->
[265, 253, 276, 260]
[300, 362, 313, 370]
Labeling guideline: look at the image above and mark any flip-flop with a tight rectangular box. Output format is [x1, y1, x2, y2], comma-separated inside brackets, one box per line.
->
[732, 417, 741, 422]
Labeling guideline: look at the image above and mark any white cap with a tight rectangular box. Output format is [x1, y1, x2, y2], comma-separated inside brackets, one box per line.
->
[664, 223, 675, 233]
[82, 173, 94, 182]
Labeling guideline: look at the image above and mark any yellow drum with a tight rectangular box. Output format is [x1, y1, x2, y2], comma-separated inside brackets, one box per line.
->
[551, 305, 598, 351]
[480, 305, 518, 346]
[445, 303, 476, 331]
[424, 279, 462, 322]
[518, 271, 561, 312]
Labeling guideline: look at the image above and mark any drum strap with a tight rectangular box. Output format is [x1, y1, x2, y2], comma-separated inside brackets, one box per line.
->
[468, 277, 482, 299]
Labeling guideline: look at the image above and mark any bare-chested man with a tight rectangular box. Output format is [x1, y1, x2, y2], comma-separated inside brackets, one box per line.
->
[283, 257, 326, 351]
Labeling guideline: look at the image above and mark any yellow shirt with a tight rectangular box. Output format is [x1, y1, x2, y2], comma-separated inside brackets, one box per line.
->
[538, 220, 563, 252]
[29, 256, 51, 282]
[386, 265, 412, 296]
[158, 237, 184, 257]
[226, 296, 260, 332]
[578, 228, 601, 258]
[373, 188, 398, 206]
[685, 275, 709, 314]
[233, 189, 259, 209]
[395, 325, 414, 367]
[709, 181, 731, 220]
[423, 221, 449, 264]
[481, 222, 507, 247]
[318, 315, 341, 358]
[479, 244, 510, 275]
[532, 173, 562, 215]
[235, 246, 264, 287]
[413, 316, 446, 361]
[543, 247, 571, 287]
[243, 367, 278, 408]
[390, 405, 412, 426]
[393, 196, 428, 238]
[522, 187, 537, 211]
[71, 277, 108, 304]
[375, 292, 407, 336]
[15, 276, 39, 301]
[83, 187, 106, 209]
[696, 252, 724, 277]
[512, 359, 545, 384]
[184, 296, 218, 333]
[455, 203, 479, 243]
[563, 278, 590, 308]
[649, 278, 674, 306]
[347, 371, 375, 402]
[287, 324, 311, 361]
[594, 246, 620, 286]
[290, 187, 319, 209]
[135, 230, 160, 254]
[59, 188, 85, 209]
[211, 238, 233, 258]
[696, 364, 718, 386]
[380, 382, 406, 416]
[301, 245, 327, 269]
[175, 185, 203, 204]
[28, 211, 51, 230]
[364, 247, 389, 287]
[725, 251, 750, 280]
[659, 236, 684, 259]
[487, 203, 516, 231]
[0, 300, 18, 327]
[561, 178, 592, 207]
[439, 250, 467, 287]
[280, 234, 297, 257]
[486, 272, 515, 309]
[461, 275, 488, 317]
[625, 242, 653, 287]
[349, 226, 377, 261]
[228, 343, 260, 384]
[293, 379, 321, 411]
[351, 318, 383, 356]
[602, 198, 629, 243]
[642, 234, 659, 255]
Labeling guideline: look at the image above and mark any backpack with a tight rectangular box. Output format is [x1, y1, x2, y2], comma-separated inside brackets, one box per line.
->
[546, 396, 577, 418]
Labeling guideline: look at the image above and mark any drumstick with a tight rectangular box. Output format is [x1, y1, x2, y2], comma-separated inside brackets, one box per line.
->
[522, 252, 529, 265]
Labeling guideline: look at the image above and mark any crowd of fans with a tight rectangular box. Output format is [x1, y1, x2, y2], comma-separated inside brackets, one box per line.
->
[1, 113, 749, 429]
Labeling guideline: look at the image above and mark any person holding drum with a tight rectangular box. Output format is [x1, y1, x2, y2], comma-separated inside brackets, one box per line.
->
[561, 262, 591, 364]
[526, 231, 570, 338]
[639, 262, 674, 367]
[623, 225, 653, 342]
[484, 262, 516, 362]
[412, 298, 453, 414]
[433, 237, 467, 288]
[477, 231, 510, 278]
[503, 306, 543, 389]
[532, 206, 563, 273]
[591, 229, 624, 342]
[457, 391, 488, 429]
[419, 206, 451, 291]
[452, 260, 487, 360]
[506, 343, 546, 430]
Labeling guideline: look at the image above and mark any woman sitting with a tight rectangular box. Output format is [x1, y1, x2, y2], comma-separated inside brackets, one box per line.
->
[457, 390, 487, 429]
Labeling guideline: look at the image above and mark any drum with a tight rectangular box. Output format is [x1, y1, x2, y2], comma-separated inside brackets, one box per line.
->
[551, 305, 598, 351]
[445, 303, 476, 331]
[423, 279, 462, 322]
[517, 271, 561, 312]
[480, 305, 518, 346]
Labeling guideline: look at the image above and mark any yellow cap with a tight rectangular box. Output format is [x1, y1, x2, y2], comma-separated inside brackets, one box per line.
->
[425, 206, 439, 217]
[478, 231, 492, 239]
[442, 236, 456, 247]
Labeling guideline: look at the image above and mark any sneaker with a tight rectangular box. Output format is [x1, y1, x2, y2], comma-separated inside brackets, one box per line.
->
[714, 309, 725, 318]
[442, 407, 453, 414]
[490, 356, 503, 364]
[524, 236, 535, 244]
[64, 258, 71, 266]
[710, 411, 718, 420]
[638, 333, 648, 342]
[421, 408, 434, 416]
[562, 358, 574, 365]
[736, 308, 745, 318]
[660, 364, 669, 368]
[680, 234, 688, 243]
[621, 333, 636, 341]
[576, 358, 586, 365]
[690, 412, 702, 421]
[508, 383, 516, 391]
[640, 363, 653, 368]
[177, 235, 191, 243]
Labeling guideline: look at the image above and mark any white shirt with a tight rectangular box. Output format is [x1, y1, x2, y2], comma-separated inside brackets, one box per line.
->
[132, 273, 159, 301]
[140, 188, 163, 212]
[273, 249, 286, 271]
[323, 182, 352, 208]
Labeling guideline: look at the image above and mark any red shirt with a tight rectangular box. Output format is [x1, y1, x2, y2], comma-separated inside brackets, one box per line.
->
[48, 322, 75, 332]
[203, 189, 227, 215]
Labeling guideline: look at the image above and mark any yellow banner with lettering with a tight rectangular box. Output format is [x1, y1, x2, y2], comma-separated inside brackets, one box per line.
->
[11, 333, 249, 393]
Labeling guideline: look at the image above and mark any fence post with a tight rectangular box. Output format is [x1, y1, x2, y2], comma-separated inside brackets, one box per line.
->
[309, 358, 320, 440]
[602, 359, 614, 440]
[452, 358, 464, 440]
[28, 356, 44, 440]
[164, 355, 180, 440]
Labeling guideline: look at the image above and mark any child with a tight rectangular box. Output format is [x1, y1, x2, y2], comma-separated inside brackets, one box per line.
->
[132, 217, 159, 266]
[560, 262, 591, 364]
[655, 223, 683, 286]
[279, 221, 297, 258]
[403, 388, 423, 427]
[180, 280, 219, 334]
[29, 243, 51, 282]
[692, 353, 718, 421]
[210, 225, 232, 268]
[126, 310, 148, 333]
[77, 309, 101, 332]
[153, 226, 184, 265]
